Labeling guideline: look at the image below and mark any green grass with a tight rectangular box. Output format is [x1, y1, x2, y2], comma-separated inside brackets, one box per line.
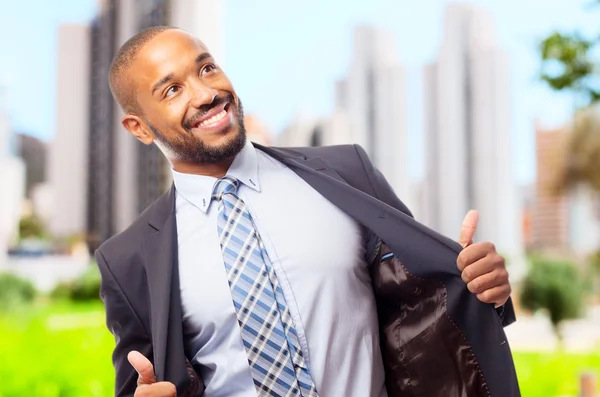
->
[0, 301, 114, 397]
[0, 302, 598, 396]
[514, 350, 600, 397]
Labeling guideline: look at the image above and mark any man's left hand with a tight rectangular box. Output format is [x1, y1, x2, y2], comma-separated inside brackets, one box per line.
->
[457, 210, 511, 307]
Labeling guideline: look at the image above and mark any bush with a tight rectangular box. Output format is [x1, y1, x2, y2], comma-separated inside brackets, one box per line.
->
[520, 257, 585, 342]
[50, 263, 101, 302]
[19, 214, 48, 240]
[0, 272, 37, 311]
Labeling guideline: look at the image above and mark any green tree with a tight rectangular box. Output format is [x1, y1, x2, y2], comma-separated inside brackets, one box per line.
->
[538, 2, 600, 196]
[18, 214, 47, 240]
[520, 258, 585, 346]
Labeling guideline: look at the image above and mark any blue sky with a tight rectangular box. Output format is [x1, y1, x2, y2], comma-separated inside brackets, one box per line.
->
[1, 0, 598, 184]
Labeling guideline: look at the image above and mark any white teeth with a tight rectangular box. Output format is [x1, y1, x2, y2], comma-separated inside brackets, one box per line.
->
[199, 109, 227, 127]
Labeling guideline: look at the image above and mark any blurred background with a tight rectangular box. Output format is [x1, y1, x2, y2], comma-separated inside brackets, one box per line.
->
[0, 0, 599, 396]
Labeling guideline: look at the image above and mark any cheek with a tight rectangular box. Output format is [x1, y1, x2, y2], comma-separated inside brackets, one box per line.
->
[149, 103, 188, 133]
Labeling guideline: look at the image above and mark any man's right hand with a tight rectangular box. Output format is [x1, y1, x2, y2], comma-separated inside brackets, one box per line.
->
[128, 351, 177, 397]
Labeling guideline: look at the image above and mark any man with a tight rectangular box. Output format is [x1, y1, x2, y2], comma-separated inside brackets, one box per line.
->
[99, 25, 519, 397]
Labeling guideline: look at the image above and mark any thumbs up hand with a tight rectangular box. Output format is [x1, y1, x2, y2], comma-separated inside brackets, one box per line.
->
[128, 351, 177, 397]
[457, 210, 511, 307]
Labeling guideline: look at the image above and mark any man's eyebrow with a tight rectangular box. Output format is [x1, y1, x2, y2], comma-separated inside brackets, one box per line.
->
[151, 53, 214, 95]
[151, 73, 174, 95]
[195, 52, 212, 65]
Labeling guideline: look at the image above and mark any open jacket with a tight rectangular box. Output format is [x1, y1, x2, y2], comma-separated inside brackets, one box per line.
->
[96, 143, 520, 397]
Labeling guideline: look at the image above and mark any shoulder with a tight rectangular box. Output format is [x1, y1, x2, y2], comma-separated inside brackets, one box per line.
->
[267, 144, 378, 196]
[273, 144, 362, 164]
[96, 188, 171, 271]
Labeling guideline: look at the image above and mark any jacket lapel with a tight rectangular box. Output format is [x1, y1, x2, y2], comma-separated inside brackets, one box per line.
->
[257, 144, 517, 396]
[142, 187, 191, 394]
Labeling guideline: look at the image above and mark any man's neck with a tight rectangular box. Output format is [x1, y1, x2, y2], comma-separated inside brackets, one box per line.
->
[170, 157, 234, 178]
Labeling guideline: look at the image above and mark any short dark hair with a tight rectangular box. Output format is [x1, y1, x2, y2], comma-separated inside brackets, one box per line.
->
[108, 25, 177, 114]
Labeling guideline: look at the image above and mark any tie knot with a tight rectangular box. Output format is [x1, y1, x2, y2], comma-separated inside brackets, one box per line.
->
[212, 176, 239, 201]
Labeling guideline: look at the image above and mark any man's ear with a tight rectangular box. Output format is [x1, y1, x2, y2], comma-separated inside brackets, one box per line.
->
[122, 115, 154, 145]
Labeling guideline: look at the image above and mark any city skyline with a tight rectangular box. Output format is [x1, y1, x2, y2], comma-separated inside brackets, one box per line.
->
[278, 25, 414, 211]
[1, 0, 598, 188]
[422, 3, 523, 261]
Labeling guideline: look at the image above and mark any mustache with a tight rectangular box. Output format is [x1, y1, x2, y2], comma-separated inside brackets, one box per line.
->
[184, 93, 235, 130]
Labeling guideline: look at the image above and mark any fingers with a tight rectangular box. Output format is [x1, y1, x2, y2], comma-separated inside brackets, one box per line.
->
[135, 382, 177, 397]
[475, 285, 512, 307]
[460, 249, 504, 283]
[458, 210, 479, 248]
[465, 268, 509, 295]
[128, 351, 156, 386]
[457, 242, 498, 272]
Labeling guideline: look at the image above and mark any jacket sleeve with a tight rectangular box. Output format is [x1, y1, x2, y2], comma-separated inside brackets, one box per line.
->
[96, 249, 153, 397]
[353, 144, 516, 327]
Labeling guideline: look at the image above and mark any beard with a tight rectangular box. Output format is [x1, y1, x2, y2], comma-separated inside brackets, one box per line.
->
[149, 96, 247, 165]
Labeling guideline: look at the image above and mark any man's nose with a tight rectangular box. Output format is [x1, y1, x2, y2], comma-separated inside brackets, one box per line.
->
[190, 81, 218, 109]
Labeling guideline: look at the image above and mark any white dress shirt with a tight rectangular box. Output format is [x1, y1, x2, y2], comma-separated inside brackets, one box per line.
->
[173, 140, 387, 397]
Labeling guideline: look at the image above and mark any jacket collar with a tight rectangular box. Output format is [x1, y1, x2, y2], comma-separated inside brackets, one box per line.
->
[145, 143, 347, 231]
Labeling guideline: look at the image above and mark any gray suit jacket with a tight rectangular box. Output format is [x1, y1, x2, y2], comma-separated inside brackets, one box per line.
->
[97, 143, 519, 396]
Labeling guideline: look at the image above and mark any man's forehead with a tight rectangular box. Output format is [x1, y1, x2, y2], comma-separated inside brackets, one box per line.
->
[138, 30, 209, 66]
[130, 30, 210, 86]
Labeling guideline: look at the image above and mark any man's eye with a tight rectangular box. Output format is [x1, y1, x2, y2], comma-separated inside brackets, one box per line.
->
[166, 86, 180, 96]
[201, 64, 217, 75]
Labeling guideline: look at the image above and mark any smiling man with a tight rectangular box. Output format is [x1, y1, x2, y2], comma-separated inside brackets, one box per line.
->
[98, 26, 520, 397]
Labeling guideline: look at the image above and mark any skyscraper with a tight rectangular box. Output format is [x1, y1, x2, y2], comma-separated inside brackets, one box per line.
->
[277, 111, 352, 149]
[279, 26, 412, 209]
[530, 122, 600, 257]
[16, 133, 47, 198]
[423, 4, 523, 261]
[49, 24, 91, 240]
[87, 3, 119, 249]
[336, 26, 411, 208]
[530, 124, 570, 252]
[0, 87, 25, 266]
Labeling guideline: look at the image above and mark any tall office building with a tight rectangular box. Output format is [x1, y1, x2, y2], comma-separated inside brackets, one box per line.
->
[86, 0, 224, 247]
[16, 133, 47, 198]
[530, 123, 600, 256]
[336, 26, 412, 210]
[277, 111, 352, 148]
[278, 26, 412, 210]
[87, 3, 118, 249]
[49, 24, 90, 240]
[530, 124, 570, 252]
[0, 88, 25, 266]
[423, 4, 523, 262]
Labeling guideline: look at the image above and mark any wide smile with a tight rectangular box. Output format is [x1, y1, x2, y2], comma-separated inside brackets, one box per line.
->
[191, 102, 234, 132]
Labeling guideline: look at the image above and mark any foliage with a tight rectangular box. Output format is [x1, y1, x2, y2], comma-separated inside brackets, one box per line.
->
[18, 214, 48, 240]
[51, 263, 102, 302]
[520, 258, 586, 341]
[539, 32, 599, 105]
[0, 273, 37, 311]
[538, 3, 600, 197]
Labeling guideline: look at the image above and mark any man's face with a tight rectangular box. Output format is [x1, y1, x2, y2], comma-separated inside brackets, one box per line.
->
[124, 29, 245, 164]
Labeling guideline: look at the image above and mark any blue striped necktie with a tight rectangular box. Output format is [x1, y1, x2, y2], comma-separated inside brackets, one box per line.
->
[212, 176, 319, 397]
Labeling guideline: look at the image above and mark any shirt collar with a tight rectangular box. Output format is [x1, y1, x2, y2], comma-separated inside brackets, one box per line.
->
[171, 139, 261, 213]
